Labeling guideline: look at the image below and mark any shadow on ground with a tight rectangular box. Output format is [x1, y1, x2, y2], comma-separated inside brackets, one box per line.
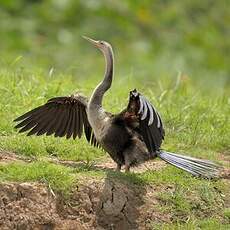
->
[96, 171, 147, 229]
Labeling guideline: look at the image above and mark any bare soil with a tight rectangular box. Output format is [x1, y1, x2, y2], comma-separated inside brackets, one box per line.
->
[0, 179, 171, 230]
[47, 156, 167, 173]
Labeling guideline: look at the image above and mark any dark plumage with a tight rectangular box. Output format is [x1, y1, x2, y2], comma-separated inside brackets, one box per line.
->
[14, 95, 98, 146]
[14, 37, 220, 178]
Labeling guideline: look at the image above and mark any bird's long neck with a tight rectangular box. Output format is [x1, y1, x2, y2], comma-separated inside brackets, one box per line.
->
[89, 47, 114, 108]
[87, 46, 114, 139]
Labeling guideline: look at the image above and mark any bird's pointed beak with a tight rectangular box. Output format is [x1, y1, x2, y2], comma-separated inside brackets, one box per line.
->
[82, 36, 99, 47]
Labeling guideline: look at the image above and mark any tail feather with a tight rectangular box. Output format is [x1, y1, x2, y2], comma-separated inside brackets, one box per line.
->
[159, 153, 207, 176]
[157, 150, 220, 178]
[164, 152, 219, 168]
[160, 154, 202, 176]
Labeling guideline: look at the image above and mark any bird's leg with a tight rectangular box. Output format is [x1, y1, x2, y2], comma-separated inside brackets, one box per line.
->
[116, 163, 121, 171]
[125, 164, 130, 173]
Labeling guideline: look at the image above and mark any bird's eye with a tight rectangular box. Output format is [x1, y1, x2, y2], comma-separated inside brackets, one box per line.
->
[99, 41, 103, 45]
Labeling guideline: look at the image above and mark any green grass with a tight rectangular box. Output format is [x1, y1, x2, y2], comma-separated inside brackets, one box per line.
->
[0, 66, 229, 160]
[156, 181, 225, 221]
[0, 160, 76, 196]
[153, 218, 230, 230]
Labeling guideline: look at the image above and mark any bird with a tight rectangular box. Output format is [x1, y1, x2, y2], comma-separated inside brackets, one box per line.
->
[14, 36, 220, 178]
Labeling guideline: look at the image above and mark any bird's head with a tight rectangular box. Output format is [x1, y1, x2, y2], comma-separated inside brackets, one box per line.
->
[82, 36, 112, 55]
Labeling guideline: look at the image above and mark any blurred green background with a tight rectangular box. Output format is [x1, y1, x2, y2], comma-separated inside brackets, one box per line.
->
[0, 0, 229, 87]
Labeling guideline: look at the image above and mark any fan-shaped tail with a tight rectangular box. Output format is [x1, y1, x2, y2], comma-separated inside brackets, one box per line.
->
[157, 150, 220, 179]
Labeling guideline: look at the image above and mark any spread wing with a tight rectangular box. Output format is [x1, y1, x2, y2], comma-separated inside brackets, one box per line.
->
[14, 93, 99, 147]
[126, 89, 165, 152]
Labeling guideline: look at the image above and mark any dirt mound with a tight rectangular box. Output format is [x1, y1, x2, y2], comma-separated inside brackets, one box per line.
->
[0, 176, 167, 230]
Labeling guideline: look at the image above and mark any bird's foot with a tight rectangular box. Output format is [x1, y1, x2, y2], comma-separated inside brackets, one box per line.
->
[116, 164, 121, 172]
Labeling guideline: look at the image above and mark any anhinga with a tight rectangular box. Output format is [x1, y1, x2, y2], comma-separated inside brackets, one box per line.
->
[14, 37, 220, 178]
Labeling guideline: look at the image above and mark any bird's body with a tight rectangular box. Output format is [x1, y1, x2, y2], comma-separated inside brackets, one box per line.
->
[14, 37, 220, 177]
[86, 94, 151, 170]
[97, 113, 151, 170]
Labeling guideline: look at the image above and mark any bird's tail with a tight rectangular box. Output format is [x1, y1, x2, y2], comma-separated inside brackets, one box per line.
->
[157, 150, 220, 179]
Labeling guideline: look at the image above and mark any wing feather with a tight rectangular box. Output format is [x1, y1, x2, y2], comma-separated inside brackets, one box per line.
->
[145, 99, 154, 125]
[73, 107, 79, 139]
[46, 106, 63, 136]
[57, 107, 70, 137]
[35, 107, 58, 136]
[140, 97, 148, 120]
[127, 90, 165, 152]
[19, 106, 54, 134]
[27, 123, 42, 136]
[14, 105, 44, 122]
[66, 107, 74, 139]
[78, 106, 84, 138]
[14, 93, 100, 147]
[16, 106, 50, 129]
[54, 106, 69, 137]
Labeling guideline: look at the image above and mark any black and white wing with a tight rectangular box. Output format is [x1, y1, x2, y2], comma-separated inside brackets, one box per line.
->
[128, 89, 165, 153]
[14, 93, 99, 147]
